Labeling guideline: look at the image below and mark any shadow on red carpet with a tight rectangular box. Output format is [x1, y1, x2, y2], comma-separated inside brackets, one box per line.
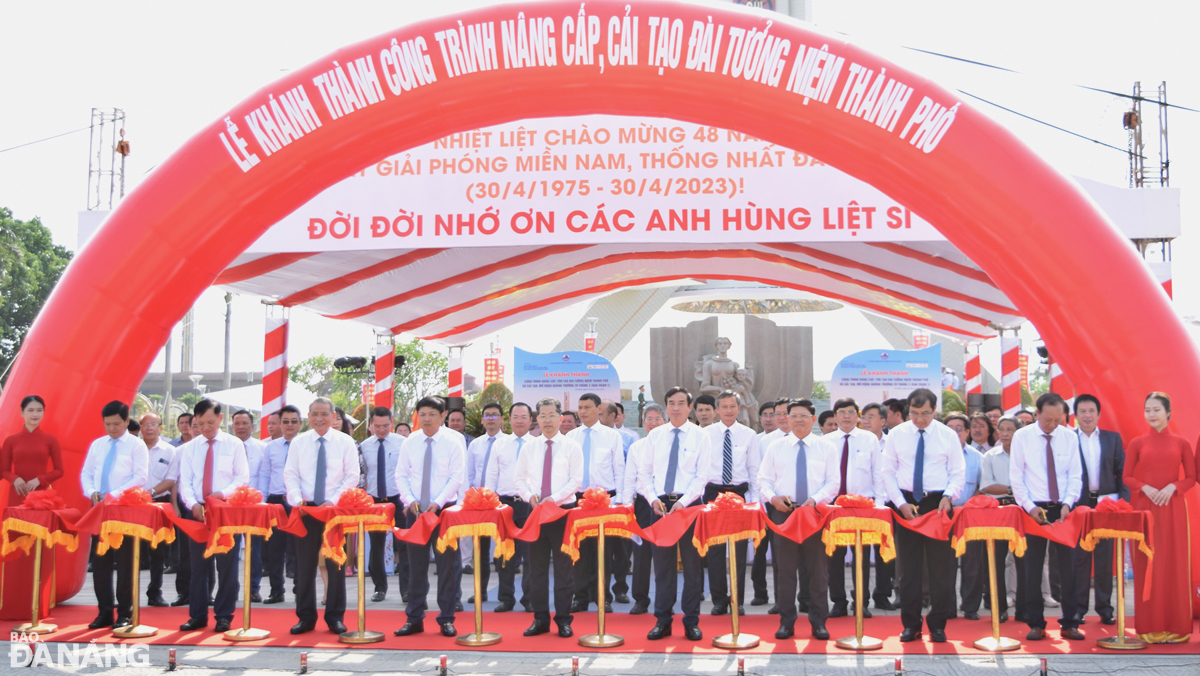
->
[27, 604, 1200, 655]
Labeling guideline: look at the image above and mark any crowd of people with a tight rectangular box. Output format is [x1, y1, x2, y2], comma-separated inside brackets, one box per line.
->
[0, 385, 1193, 644]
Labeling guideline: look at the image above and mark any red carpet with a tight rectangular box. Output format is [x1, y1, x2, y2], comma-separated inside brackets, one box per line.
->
[22, 604, 1200, 655]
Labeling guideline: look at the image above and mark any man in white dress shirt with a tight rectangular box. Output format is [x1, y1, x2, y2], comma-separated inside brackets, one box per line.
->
[704, 390, 761, 616]
[139, 413, 178, 608]
[640, 386, 712, 641]
[178, 399, 250, 633]
[231, 409, 269, 603]
[362, 406, 404, 603]
[566, 393, 624, 612]
[260, 404, 300, 605]
[603, 400, 637, 604]
[284, 397, 360, 635]
[881, 388, 965, 644]
[82, 400, 149, 630]
[623, 403, 665, 615]
[1011, 393, 1084, 641]
[824, 398, 886, 619]
[858, 402, 896, 610]
[514, 398, 583, 638]
[393, 396, 466, 638]
[759, 398, 839, 640]
[485, 402, 535, 612]
[464, 402, 510, 605]
[750, 399, 779, 607]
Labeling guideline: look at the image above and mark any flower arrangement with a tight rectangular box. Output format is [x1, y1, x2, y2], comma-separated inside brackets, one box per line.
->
[116, 487, 153, 507]
[711, 491, 746, 510]
[22, 487, 67, 510]
[227, 485, 264, 507]
[336, 487, 374, 509]
[463, 486, 502, 510]
[579, 487, 612, 510]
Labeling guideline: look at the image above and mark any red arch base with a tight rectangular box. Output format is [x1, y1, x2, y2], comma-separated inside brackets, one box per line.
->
[1, 1, 1196, 615]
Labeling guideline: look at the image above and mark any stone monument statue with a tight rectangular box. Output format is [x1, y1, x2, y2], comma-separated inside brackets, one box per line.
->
[695, 337, 758, 427]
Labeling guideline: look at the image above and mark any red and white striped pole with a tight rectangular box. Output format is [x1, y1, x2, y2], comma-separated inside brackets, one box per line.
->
[1048, 352, 1074, 416]
[447, 346, 465, 400]
[374, 334, 395, 413]
[261, 306, 289, 438]
[965, 345, 982, 397]
[1000, 332, 1022, 414]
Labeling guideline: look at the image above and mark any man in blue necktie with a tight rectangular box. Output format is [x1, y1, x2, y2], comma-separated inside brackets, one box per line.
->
[260, 405, 301, 605]
[566, 393, 624, 612]
[881, 388, 966, 644]
[81, 400, 149, 630]
[363, 406, 404, 603]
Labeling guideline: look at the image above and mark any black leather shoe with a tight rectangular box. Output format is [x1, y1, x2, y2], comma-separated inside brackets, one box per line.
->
[88, 614, 114, 630]
[604, 601, 613, 613]
[899, 627, 922, 642]
[630, 601, 649, 615]
[250, 592, 262, 603]
[998, 612, 1009, 623]
[454, 601, 463, 612]
[874, 598, 898, 610]
[113, 617, 132, 630]
[371, 591, 386, 603]
[767, 604, 779, 614]
[811, 623, 830, 641]
[494, 601, 514, 612]
[1100, 612, 1116, 626]
[963, 611, 980, 620]
[329, 621, 347, 634]
[647, 622, 672, 640]
[1061, 627, 1085, 641]
[179, 617, 207, 631]
[170, 596, 190, 607]
[214, 619, 232, 633]
[711, 603, 729, 616]
[467, 592, 488, 603]
[263, 593, 285, 605]
[1072, 613, 1086, 625]
[1026, 627, 1046, 640]
[684, 624, 702, 641]
[440, 622, 457, 637]
[849, 603, 872, 618]
[930, 628, 947, 643]
[401, 593, 409, 603]
[523, 620, 550, 636]
[829, 603, 848, 618]
[557, 623, 573, 638]
[290, 621, 316, 635]
[615, 593, 630, 604]
[798, 601, 810, 613]
[393, 621, 423, 636]
[147, 595, 168, 607]
[571, 599, 588, 613]
[775, 623, 794, 639]
[750, 597, 769, 606]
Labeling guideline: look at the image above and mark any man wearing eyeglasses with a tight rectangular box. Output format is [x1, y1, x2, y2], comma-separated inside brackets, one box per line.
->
[464, 403, 510, 605]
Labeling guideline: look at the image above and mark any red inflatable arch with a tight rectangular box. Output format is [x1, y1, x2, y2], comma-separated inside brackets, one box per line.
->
[2, 0, 1197, 613]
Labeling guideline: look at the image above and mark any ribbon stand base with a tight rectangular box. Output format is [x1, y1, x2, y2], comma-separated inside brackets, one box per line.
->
[456, 533, 500, 646]
[113, 540, 157, 638]
[342, 521, 385, 644]
[1097, 537, 1145, 651]
[713, 535, 759, 650]
[226, 535, 270, 641]
[835, 529, 882, 651]
[971, 538, 1019, 652]
[12, 539, 56, 635]
[579, 522, 623, 648]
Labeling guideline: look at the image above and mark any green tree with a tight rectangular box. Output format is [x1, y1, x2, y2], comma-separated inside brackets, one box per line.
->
[392, 339, 448, 419]
[465, 382, 513, 436]
[288, 354, 364, 412]
[941, 388, 966, 414]
[0, 207, 73, 380]
[810, 381, 830, 400]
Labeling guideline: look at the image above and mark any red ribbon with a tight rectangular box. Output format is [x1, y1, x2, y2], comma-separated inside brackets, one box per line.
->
[962, 494, 1000, 509]
[711, 491, 747, 510]
[833, 494, 875, 509]
[462, 486, 502, 510]
[336, 487, 375, 510]
[578, 487, 612, 510]
[226, 485, 263, 507]
[22, 487, 67, 511]
[115, 487, 153, 507]
[1096, 498, 1133, 512]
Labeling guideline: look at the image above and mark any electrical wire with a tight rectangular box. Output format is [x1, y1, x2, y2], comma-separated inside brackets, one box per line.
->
[958, 90, 1140, 157]
[0, 125, 91, 155]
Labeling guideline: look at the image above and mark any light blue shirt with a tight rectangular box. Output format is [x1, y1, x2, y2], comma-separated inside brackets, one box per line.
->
[954, 446, 983, 507]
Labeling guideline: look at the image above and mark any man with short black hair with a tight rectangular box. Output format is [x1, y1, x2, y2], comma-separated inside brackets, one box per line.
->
[285, 398, 360, 636]
[82, 401, 149, 630]
[567, 393, 624, 612]
[882, 389, 965, 643]
[750, 400, 778, 607]
[1014, 409, 1035, 427]
[639, 387, 711, 641]
[560, 410, 579, 433]
[465, 402, 510, 605]
[171, 413, 194, 447]
[178, 399, 250, 633]
[693, 394, 717, 427]
[983, 405, 1004, 427]
[261, 405, 301, 604]
[515, 398, 582, 638]
[363, 406, 404, 603]
[1011, 393, 1083, 641]
[394, 397, 466, 638]
[624, 403, 664, 615]
[759, 399, 839, 640]
[883, 399, 907, 431]
[139, 412, 177, 607]
[231, 409, 268, 603]
[486, 403, 536, 612]
[1070, 394, 1126, 625]
[266, 411, 282, 440]
[704, 390, 761, 616]
[818, 410, 837, 435]
[824, 398, 886, 618]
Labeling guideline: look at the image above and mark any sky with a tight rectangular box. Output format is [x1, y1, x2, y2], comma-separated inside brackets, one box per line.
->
[1, 0, 1195, 393]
